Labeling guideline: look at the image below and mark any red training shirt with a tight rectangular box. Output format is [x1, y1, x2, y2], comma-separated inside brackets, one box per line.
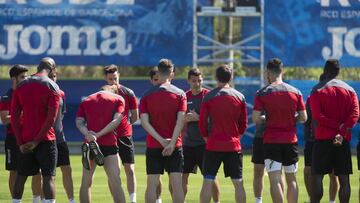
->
[139, 83, 187, 149]
[199, 87, 248, 152]
[116, 84, 137, 137]
[76, 91, 125, 146]
[253, 82, 305, 144]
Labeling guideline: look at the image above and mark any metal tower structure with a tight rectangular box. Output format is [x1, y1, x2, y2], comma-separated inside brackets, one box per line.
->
[193, 0, 265, 86]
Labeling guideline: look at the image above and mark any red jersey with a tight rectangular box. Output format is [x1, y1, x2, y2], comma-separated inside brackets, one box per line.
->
[309, 79, 359, 141]
[0, 88, 14, 136]
[11, 73, 61, 145]
[139, 83, 187, 148]
[199, 87, 247, 152]
[253, 82, 305, 144]
[116, 84, 137, 137]
[77, 91, 125, 146]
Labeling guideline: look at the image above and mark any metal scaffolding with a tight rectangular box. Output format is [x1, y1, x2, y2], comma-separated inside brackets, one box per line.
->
[193, 0, 265, 86]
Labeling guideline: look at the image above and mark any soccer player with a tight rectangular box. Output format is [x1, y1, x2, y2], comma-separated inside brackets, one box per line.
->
[148, 67, 164, 203]
[183, 68, 220, 202]
[140, 59, 186, 203]
[199, 65, 248, 203]
[103, 65, 138, 203]
[252, 58, 307, 203]
[76, 85, 126, 203]
[303, 73, 338, 203]
[48, 70, 76, 203]
[0, 65, 43, 203]
[309, 59, 359, 203]
[11, 58, 61, 203]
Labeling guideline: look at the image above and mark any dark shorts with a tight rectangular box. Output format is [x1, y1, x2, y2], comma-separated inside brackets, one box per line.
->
[118, 136, 135, 164]
[17, 141, 57, 176]
[264, 143, 298, 166]
[57, 142, 70, 167]
[183, 145, 205, 174]
[90, 145, 118, 160]
[5, 135, 19, 171]
[312, 140, 352, 175]
[304, 141, 314, 167]
[146, 148, 183, 175]
[357, 142, 360, 170]
[251, 137, 264, 164]
[203, 150, 243, 179]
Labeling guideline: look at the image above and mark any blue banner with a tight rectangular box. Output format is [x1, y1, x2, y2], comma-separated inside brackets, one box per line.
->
[0, 0, 211, 66]
[265, 0, 360, 67]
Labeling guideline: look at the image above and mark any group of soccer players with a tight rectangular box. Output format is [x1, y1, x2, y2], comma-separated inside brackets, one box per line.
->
[0, 56, 359, 203]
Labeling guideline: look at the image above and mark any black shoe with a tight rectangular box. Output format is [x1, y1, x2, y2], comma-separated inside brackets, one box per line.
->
[89, 141, 104, 166]
[81, 143, 90, 170]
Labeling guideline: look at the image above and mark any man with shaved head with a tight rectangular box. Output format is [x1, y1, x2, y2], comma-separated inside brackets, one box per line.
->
[11, 57, 61, 203]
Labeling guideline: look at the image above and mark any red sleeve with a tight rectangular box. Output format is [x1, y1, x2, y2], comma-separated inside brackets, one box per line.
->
[238, 101, 248, 135]
[178, 94, 187, 112]
[11, 90, 23, 145]
[253, 95, 264, 111]
[34, 90, 60, 143]
[76, 102, 86, 118]
[0, 98, 10, 111]
[297, 94, 306, 111]
[199, 101, 209, 137]
[309, 92, 340, 130]
[340, 92, 359, 139]
[116, 98, 125, 114]
[139, 96, 148, 114]
[128, 95, 137, 110]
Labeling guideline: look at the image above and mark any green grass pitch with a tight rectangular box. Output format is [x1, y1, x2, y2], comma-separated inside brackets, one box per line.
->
[0, 154, 358, 202]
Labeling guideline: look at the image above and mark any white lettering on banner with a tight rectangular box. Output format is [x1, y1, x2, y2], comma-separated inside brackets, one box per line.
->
[322, 27, 360, 59]
[47, 26, 100, 55]
[19, 25, 50, 55]
[0, 0, 134, 4]
[0, 25, 132, 59]
[101, 26, 132, 56]
[0, 25, 22, 60]
[320, 0, 350, 7]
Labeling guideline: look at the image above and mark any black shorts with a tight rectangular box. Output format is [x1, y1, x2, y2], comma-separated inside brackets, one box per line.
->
[90, 145, 118, 160]
[203, 150, 243, 179]
[5, 135, 19, 171]
[304, 141, 314, 167]
[57, 142, 70, 167]
[146, 148, 183, 175]
[263, 143, 298, 166]
[118, 136, 135, 164]
[357, 141, 360, 170]
[17, 141, 57, 176]
[183, 145, 205, 174]
[251, 137, 264, 164]
[312, 140, 352, 175]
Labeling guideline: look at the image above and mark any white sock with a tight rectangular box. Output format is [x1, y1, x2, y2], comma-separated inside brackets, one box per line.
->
[329, 201, 335, 203]
[214, 202, 220, 203]
[129, 193, 136, 202]
[12, 199, 21, 203]
[41, 199, 46, 203]
[255, 197, 262, 203]
[155, 199, 162, 203]
[33, 196, 41, 203]
[44, 199, 55, 203]
[68, 199, 76, 203]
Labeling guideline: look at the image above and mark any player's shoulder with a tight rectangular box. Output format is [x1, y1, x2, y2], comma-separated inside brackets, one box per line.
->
[118, 85, 135, 97]
[17, 75, 60, 93]
[204, 87, 244, 102]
